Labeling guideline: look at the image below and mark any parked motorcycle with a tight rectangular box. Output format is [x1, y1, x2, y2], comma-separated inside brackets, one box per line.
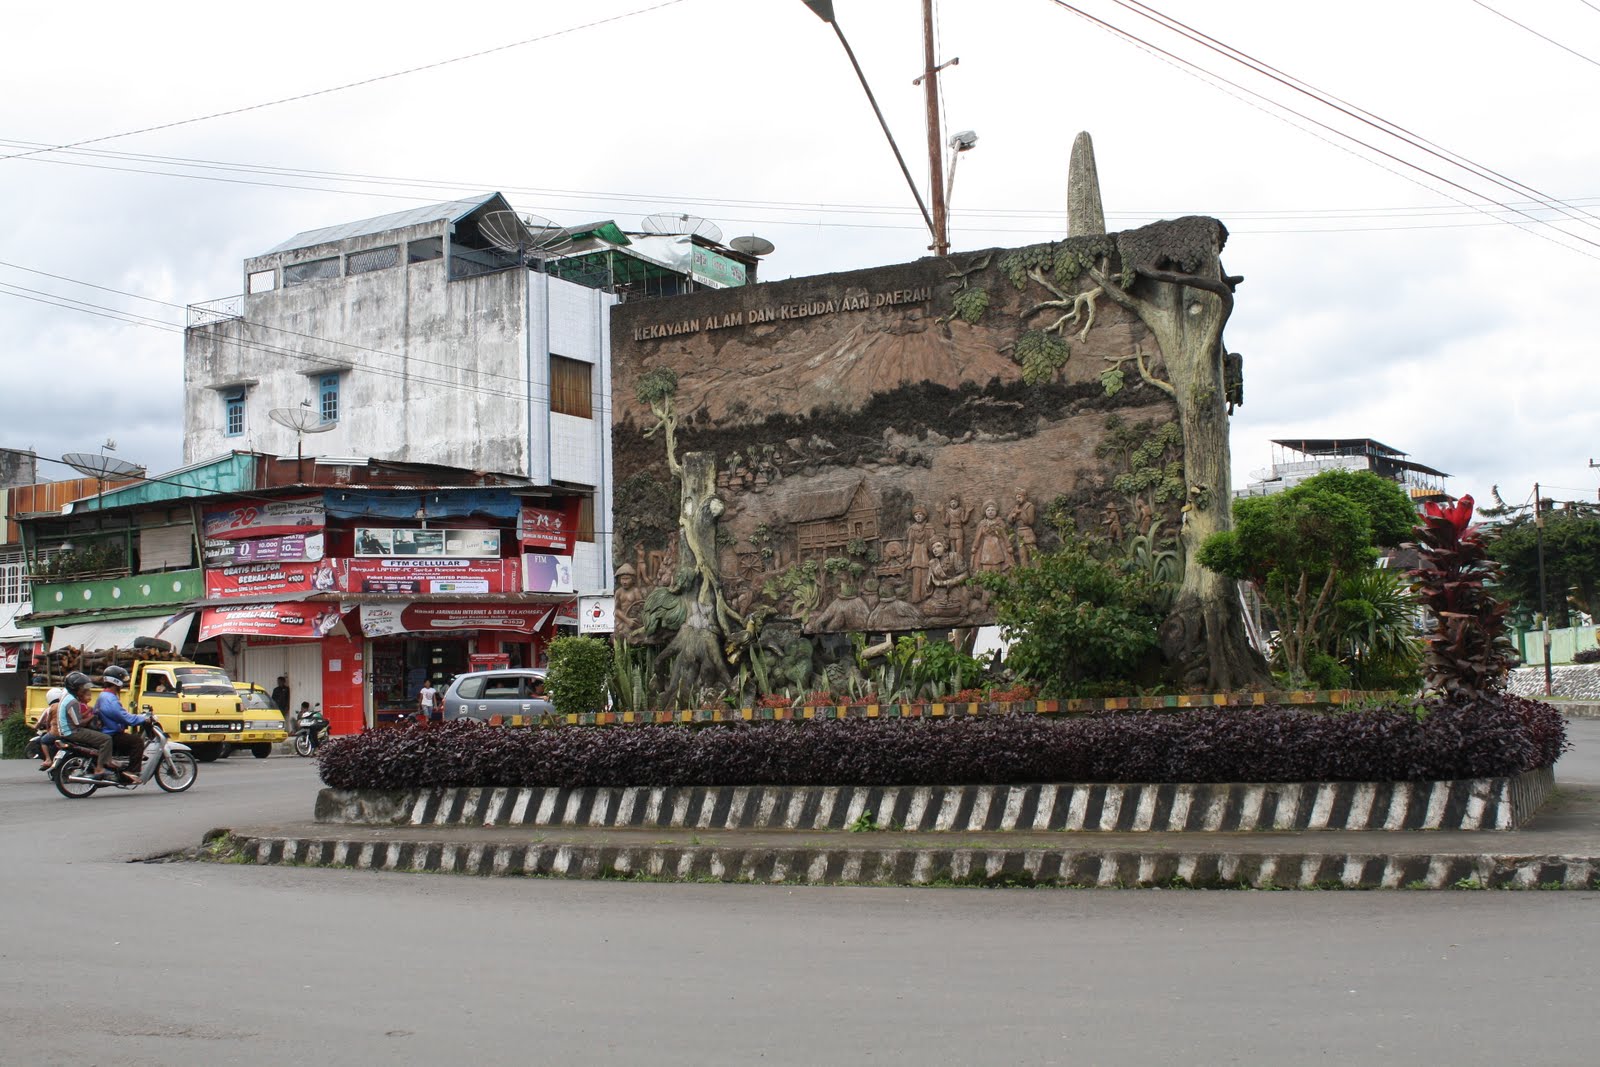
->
[54, 718, 198, 799]
[294, 704, 329, 757]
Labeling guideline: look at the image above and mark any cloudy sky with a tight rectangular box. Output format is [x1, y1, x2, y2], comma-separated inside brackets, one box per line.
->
[3, 0, 1597, 509]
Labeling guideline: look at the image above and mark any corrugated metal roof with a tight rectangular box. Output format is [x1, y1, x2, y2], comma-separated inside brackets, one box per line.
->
[261, 193, 506, 255]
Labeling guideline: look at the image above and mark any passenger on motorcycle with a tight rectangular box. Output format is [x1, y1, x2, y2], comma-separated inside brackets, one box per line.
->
[95, 666, 149, 783]
[34, 686, 67, 771]
[56, 672, 118, 781]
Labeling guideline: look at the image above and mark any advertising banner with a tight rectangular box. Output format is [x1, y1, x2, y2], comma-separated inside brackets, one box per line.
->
[578, 595, 614, 634]
[1, 644, 18, 671]
[343, 558, 520, 595]
[354, 527, 500, 558]
[522, 552, 575, 593]
[198, 602, 344, 641]
[203, 531, 324, 566]
[358, 602, 553, 638]
[204, 559, 339, 599]
[518, 506, 573, 551]
[202, 498, 325, 541]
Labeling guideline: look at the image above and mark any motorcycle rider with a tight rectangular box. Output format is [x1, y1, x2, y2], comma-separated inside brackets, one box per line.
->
[34, 686, 67, 771]
[56, 671, 117, 781]
[95, 666, 149, 784]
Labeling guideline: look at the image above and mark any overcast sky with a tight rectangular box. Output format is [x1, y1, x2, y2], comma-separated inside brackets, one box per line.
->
[3, 0, 1597, 510]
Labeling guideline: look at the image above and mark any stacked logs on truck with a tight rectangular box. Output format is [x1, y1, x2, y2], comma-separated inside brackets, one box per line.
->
[31, 645, 167, 686]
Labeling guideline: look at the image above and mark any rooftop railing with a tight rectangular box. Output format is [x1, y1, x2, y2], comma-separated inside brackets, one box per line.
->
[186, 293, 244, 328]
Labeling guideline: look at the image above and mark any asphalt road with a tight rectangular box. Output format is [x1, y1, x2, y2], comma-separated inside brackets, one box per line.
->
[1, 728, 1597, 1066]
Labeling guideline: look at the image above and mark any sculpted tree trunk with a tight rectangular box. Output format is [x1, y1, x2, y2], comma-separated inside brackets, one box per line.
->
[660, 451, 738, 703]
[1091, 221, 1271, 691]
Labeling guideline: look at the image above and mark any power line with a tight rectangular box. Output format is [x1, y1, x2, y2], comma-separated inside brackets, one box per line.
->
[1042, 0, 1600, 263]
[1468, 0, 1600, 68]
[0, 1, 690, 166]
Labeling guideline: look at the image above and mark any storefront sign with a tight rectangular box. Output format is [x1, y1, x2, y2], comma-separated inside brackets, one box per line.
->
[578, 595, 614, 634]
[522, 552, 575, 593]
[358, 602, 554, 637]
[198, 602, 343, 641]
[204, 532, 324, 565]
[204, 559, 339, 598]
[1, 644, 19, 671]
[344, 558, 520, 594]
[202, 497, 325, 541]
[354, 527, 500, 558]
[517, 506, 572, 551]
[323, 488, 518, 520]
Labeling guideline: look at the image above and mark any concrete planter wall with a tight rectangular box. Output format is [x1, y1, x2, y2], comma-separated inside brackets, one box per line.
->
[317, 766, 1554, 833]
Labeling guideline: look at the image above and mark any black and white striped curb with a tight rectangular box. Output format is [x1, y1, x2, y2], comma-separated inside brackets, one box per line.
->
[317, 768, 1553, 833]
[227, 835, 1600, 890]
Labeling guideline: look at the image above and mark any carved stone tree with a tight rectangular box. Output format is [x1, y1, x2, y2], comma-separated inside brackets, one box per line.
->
[635, 368, 741, 705]
[1087, 220, 1269, 691]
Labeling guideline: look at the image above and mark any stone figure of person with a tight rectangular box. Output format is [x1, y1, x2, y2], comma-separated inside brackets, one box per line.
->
[1007, 489, 1037, 567]
[905, 505, 933, 604]
[970, 499, 1015, 576]
[613, 564, 645, 639]
[1101, 502, 1124, 545]
[943, 495, 972, 558]
[924, 538, 970, 617]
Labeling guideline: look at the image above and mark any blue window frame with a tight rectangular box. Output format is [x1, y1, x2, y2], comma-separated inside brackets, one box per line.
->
[223, 390, 245, 437]
[319, 374, 340, 424]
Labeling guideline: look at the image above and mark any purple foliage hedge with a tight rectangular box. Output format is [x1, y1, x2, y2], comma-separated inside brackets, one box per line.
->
[316, 694, 1568, 791]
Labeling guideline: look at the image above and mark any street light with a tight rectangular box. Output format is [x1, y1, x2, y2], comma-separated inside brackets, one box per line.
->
[944, 129, 979, 231]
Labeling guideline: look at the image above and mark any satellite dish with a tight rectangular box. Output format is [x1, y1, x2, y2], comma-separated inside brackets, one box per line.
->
[730, 235, 776, 257]
[63, 452, 144, 480]
[640, 212, 724, 244]
[271, 405, 337, 466]
[478, 210, 574, 264]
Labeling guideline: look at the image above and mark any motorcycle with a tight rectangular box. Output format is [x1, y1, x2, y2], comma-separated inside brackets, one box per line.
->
[54, 718, 199, 799]
[294, 704, 329, 757]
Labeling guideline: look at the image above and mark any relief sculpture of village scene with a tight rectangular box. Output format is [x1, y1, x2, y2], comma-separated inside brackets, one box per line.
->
[609, 137, 1267, 708]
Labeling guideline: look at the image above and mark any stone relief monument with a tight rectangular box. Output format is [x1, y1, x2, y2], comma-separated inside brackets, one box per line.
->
[610, 132, 1268, 693]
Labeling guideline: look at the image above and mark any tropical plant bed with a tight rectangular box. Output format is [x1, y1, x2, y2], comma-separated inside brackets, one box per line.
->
[318, 694, 1566, 792]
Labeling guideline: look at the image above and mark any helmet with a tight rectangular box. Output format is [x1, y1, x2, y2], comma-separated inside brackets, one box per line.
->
[64, 671, 93, 693]
[45, 686, 67, 705]
[101, 674, 125, 690]
[103, 664, 131, 684]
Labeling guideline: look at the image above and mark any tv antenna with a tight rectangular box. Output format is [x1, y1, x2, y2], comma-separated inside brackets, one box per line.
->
[729, 235, 776, 258]
[478, 210, 574, 267]
[63, 442, 145, 499]
[640, 212, 724, 244]
[270, 402, 336, 470]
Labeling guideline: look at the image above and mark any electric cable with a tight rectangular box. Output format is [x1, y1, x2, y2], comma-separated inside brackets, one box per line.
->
[1467, 0, 1600, 68]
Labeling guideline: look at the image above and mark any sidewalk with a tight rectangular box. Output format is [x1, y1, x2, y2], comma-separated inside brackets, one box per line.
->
[196, 781, 1600, 891]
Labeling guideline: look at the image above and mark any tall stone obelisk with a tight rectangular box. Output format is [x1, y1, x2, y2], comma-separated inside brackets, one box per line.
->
[1067, 131, 1106, 237]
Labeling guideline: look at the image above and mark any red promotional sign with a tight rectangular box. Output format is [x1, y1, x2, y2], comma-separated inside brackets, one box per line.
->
[518, 505, 574, 551]
[198, 603, 344, 641]
[205, 559, 339, 599]
[342, 558, 520, 595]
[358, 602, 553, 637]
[202, 498, 325, 541]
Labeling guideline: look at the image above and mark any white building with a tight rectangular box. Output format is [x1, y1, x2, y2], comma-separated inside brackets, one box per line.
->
[1237, 438, 1451, 504]
[183, 193, 618, 592]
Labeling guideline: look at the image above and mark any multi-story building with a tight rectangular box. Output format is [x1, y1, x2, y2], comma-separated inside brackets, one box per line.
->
[1237, 438, 1451, 504]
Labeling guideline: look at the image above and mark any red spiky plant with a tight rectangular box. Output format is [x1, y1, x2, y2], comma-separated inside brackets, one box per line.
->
[1410, 495, 1517, 702]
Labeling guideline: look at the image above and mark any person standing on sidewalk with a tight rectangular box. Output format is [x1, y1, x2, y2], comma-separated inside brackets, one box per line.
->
[272, 675, 291, 716]
[417, 680, 438, 724]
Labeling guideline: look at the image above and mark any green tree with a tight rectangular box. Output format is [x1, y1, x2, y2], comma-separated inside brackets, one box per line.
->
[1483, 504, 1600, 629]
[976, 541, 1163, 697]
[1198, 470, 1416, 684]
[546, 635, 612, 716]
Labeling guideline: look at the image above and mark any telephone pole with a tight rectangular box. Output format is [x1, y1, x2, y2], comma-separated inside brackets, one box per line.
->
[1535, 483, 1552, 697]
[920, 0, 948, 256]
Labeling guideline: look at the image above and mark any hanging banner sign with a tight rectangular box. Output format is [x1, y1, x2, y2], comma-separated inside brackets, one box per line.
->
[343, 558, 520, 594]
[354, 527, 500, 558]
[518, 506, 572, 552]
[204, 532, 324, 566]
[198, 603, 344, 641]
[358, 602, 553, 637]
[205, 559, 340, 598]
[522, 553, 575, 593]
[578, 595, 614, 634]
[202, 498, 325, 541]
[0, 644, 19, 671]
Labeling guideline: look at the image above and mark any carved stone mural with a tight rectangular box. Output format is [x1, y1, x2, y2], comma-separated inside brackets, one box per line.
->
[610, 209, 1266, 692]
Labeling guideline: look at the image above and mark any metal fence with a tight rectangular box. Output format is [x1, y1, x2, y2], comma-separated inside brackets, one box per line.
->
[186, 294, 244, 328]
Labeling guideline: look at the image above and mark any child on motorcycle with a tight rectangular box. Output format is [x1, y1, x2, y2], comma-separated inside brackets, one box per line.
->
[33, 686, 66, 771]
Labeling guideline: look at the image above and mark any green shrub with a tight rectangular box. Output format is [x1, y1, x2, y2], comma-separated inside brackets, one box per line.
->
[546, 636, 612, 716]
[1, 710, 34, 759]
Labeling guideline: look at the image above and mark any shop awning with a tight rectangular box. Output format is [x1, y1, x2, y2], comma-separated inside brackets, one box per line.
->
[49, 612, 194, 653]
[0, 601, 43, 644]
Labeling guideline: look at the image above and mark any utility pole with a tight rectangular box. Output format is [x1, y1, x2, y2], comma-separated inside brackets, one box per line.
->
[920, 0, 948, 256]
[1535, 483, 1552, 697]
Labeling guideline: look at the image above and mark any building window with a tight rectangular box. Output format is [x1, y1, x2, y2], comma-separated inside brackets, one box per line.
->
[247, 269, 277, 294]
[283, 257, 341, 287]
[577, 496, 595, 543]
[408, 237, 443, 263]
[550, 356, 592, 419]
[319, 374, 341, 424]
[348, 245, 399, 274]
[223, 390, 245, 437]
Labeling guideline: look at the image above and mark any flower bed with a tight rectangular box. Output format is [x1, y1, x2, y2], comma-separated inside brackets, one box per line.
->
[317, 694, 1567, 792]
